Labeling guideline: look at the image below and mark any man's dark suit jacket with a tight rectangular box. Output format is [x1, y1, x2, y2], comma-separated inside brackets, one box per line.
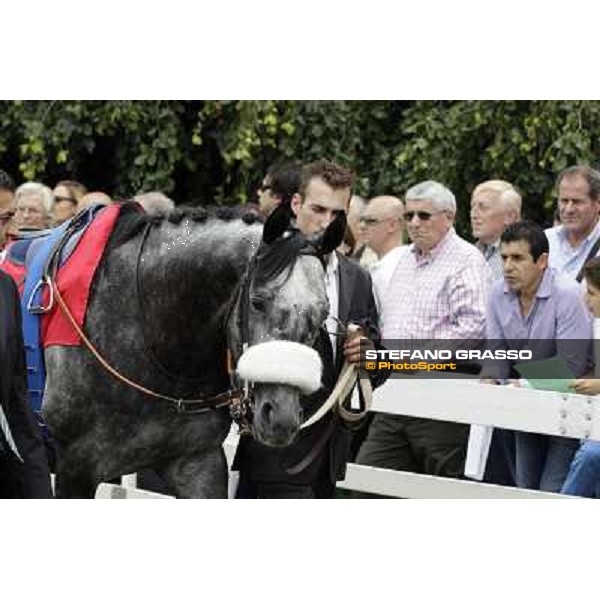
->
[233, 252, 385, 488]
[0, 271, 52, 498]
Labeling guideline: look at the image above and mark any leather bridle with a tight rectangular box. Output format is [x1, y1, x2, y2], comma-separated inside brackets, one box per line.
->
[225, 232, 323, 433]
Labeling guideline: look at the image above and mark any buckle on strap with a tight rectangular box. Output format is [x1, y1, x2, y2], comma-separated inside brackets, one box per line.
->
[27, 276, 55, 314]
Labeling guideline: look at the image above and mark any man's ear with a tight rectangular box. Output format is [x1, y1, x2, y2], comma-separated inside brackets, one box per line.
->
[537, 252, 549, 270]
[505, 209, 519, 226]
[290, 193, 302, 218]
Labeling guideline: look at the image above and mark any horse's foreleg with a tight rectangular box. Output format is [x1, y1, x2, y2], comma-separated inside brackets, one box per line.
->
[159, 447, 228, 499]
[54, 468, 97, 498]
[53, 443, 98, 499]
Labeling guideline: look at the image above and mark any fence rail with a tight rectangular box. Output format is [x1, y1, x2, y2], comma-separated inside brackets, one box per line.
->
[95, 378, 591, 499]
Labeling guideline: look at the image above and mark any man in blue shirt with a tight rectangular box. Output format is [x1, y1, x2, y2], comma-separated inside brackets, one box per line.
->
[485, 221, 592, 491]
[545, 165, 600, 278]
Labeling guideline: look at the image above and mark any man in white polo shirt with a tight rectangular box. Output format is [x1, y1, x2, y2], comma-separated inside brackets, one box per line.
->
[359, 195, 406, 327]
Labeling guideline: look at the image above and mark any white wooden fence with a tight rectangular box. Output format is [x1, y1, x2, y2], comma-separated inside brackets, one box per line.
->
[95, 377, 597, 499]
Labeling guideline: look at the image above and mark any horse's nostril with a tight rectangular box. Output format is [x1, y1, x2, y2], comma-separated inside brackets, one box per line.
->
[261, 403, 273, 426]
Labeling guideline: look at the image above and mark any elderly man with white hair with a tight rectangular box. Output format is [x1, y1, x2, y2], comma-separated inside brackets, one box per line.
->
[356, 180, 491, 478]
[470, 179, 521, 487]
[471, 179, 522, 280]
[14, 182, 54, 231]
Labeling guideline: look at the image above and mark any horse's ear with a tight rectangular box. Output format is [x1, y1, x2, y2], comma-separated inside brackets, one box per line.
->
[262, 202, 292, 244]
[318, 211, 347, 255]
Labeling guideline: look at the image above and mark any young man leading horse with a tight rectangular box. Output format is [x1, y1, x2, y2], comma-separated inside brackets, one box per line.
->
[234, 159, 385, 499]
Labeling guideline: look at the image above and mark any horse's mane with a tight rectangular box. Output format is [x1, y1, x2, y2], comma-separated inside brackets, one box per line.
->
[252, 229, 313, 289]
[106, 202, 264, 252]
[164, 204, 310, 289]
[105, 201, 310, 294]
[168, 204, 265, 226]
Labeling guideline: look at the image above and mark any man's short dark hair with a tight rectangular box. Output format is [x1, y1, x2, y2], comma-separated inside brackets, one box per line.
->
[267, 162, 302, 204]
[556, 165, 600, 200]
[583, 256, 600, 290]
[501, 220, 549, 261]
[298, 159, 355, 199]
[0, 169, 15, 192]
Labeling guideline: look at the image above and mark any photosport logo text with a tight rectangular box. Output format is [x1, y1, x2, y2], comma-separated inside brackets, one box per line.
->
[363, 348, 533, 376]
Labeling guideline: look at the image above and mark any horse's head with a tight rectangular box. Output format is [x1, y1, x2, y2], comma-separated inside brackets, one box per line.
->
[227, 204, 343, 447]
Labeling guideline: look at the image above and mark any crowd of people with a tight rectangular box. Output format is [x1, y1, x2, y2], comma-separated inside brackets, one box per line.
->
[246, 161, 600, 499]
[2, 160, 600, 499]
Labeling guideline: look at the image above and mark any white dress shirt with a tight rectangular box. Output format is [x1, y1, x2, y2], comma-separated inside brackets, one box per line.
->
[324, 252, 340, 360]
[370, 245, 408, 328]
[546, 219, 600, 279]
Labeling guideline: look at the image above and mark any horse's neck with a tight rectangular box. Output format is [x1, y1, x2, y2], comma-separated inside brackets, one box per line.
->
[137, 218, 261, 380]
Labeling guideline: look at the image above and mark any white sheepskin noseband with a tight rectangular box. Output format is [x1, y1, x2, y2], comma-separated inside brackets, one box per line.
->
[236, 341, 322, 394]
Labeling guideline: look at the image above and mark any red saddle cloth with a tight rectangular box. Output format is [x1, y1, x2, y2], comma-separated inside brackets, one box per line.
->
[41, 204, 123, 347]
[0, 247, 26, 293]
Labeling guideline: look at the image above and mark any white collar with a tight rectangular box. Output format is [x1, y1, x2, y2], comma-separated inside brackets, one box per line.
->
[326, 251, 339, 276]
[372, 245, 405, 270]
[557, 218, 600, 249]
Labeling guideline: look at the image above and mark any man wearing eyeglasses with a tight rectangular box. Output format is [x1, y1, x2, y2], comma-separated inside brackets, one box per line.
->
[53, 180, 87, 225]
[0, 169, 16, 254]
[356, 180, 490, 479]
[359, 195, 406, 327]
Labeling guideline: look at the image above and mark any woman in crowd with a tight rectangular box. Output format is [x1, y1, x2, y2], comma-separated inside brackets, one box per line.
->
[52, 180, 87, 225]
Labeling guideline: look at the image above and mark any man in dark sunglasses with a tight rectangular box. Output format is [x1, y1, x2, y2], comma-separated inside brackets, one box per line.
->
[356, 180, 491, 481]
[256, 162, 302, 217]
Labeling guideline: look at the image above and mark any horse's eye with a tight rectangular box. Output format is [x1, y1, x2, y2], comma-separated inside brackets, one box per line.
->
[251, 294, 268, 312]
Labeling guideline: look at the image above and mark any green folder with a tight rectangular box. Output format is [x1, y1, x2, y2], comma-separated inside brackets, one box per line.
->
[515, 356, 575, 393]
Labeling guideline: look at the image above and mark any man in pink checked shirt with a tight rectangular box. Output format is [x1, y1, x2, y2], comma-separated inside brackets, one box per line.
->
[355, 180, 491, 479]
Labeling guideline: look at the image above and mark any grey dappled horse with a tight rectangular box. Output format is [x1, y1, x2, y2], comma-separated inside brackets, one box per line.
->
[42, 205, 331, 498]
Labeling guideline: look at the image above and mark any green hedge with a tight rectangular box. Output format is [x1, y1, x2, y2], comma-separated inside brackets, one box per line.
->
[2, 100, 599, 236]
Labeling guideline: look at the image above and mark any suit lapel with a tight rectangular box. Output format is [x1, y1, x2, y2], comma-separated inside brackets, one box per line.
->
[335, 253, 357, 366]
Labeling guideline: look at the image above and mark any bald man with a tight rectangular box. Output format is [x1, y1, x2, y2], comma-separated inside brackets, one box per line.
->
[359, 195, 406, 326]
[347, 195, 378, 269]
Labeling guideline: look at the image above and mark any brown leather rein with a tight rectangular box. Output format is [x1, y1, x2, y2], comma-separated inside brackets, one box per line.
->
[50, 277, 251, 420]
